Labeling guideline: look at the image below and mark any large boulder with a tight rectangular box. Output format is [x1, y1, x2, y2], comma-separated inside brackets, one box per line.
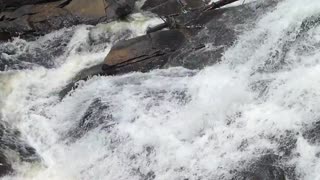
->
[0, 0, 136, 38]
[103, 29, 187, 75]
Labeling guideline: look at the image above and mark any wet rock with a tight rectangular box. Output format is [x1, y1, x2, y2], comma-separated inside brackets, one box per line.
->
[303, 121, 320, 144]
[0, 153, 12, 177]
[0, 0, 136, 38]
[0, 120, 40, 177]
[103, 30, 187, 75]
[59, 64, 106, 98]
[102, 0, 279, 75]
[141, 0, 206, 16]
[233, 154, 286, 180]
[165, 1, 278, 69]
[66, 98, 114, 141]
[0, 28, 74, 71]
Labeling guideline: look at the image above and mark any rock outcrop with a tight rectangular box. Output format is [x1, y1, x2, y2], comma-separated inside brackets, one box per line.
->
[0, 0, 136, 38]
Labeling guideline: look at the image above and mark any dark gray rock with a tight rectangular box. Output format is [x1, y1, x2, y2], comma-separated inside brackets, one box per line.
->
[232, 154, 286, 180]
[0, 153, 12, 177]
[303, 121, 320, 145]
[165, 1, 279, 69]
[66, 98, 114, 141]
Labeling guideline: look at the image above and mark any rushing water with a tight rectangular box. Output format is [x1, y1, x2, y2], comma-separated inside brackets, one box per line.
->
[1, 0, 320, 179]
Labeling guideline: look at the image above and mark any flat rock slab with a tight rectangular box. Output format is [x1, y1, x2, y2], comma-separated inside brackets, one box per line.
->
[103, 29, 187, 75]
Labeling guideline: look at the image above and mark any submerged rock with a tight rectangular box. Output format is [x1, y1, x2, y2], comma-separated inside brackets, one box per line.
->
[59, 64, 107, 98]
[66, 98, 114, 141]
[166, 1, 278, 69]
[233, 154, 286, 180]
[303, 121, 320, 145]
[0, 120, 40, 177]
[0, 0, 136, 38]
[0, 153, 12, 177]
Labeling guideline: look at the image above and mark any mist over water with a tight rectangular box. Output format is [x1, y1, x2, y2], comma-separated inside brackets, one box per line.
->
[1, 0, 320, 179]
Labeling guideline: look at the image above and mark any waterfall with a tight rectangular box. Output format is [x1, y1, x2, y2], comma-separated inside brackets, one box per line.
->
[1, 0, 320, 179]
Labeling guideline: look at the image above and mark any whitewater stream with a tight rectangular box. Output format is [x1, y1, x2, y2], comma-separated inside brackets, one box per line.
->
[1, 0, 320, 179]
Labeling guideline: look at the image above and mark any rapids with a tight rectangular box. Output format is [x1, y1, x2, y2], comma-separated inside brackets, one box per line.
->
[1, 0, 320, 179]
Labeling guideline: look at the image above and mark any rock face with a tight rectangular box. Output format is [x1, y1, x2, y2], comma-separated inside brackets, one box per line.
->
[141, 0, 206, 16]
[103, 30, 187, 75]
[0, 0, 136, 38]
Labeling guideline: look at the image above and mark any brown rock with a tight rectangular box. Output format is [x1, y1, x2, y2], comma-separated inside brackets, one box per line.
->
[103, 30, 187, 75]
[0, 0, 136, 38]
[64, 0, 107, 21]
